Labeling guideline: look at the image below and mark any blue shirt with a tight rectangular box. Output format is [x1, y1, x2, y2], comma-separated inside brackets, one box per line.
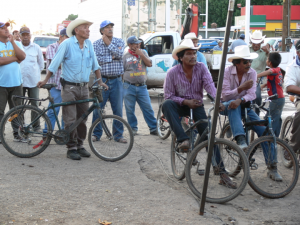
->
[172, 51, 208, 67]
[48, 36, 100, 83]
[213, 45, 223, 51]
[0, 41, 24, 87]
[229, 39, 247, 52]
[93, 37, 125, 76]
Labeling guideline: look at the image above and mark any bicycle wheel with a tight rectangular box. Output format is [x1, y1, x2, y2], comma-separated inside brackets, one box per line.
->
[185, 138, 249, 203]
[88, 115, 134, 162]
[247, 136, 299, 198]
[156, 104, 171, 140]
[0, 105, 52, 158]
[280, 116, 296, 168]
[170, 133, 188, 180]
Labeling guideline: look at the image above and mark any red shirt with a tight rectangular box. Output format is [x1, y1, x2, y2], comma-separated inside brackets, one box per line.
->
[267, 67, 284, 98]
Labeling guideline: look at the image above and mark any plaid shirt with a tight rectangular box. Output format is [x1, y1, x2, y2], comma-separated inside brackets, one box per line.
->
[93, 37, 125, 76]
[46, 42, 62, 90]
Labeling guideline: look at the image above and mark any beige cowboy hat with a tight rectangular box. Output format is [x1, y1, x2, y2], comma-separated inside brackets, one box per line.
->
[172, 39, 200, 60]
[250, 30, 266, 44]
[184, 32, 198, 40]
[228, 45, 258, 62]
[66, 18, 93, 37]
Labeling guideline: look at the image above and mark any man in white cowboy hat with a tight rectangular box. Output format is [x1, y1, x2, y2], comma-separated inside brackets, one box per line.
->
[172, 32, 207, 67]
[37, 18, 108, 160]
[221, 45, 282, 181]
[250, 30, 269, 116]
[162, 39, 238, 189]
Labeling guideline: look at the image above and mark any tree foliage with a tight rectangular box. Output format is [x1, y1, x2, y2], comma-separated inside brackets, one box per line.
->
[65, 14, 78, 21]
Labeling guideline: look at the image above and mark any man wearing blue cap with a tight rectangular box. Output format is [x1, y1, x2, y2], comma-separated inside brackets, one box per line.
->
[91, 20, 126, 142]
[0, 21, 26, 142]
[123, 36, 157, 135]
[229, 34, 247, 52]
[43, 28, 69, 134]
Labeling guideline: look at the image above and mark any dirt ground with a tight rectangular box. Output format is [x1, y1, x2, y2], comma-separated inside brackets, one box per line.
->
[0, 76, 300, 225]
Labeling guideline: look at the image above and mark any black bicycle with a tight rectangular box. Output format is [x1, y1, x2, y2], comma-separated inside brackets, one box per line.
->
[0, 79, 134, 162]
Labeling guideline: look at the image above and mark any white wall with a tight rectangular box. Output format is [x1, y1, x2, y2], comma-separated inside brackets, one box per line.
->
[78, 0, 123, 43]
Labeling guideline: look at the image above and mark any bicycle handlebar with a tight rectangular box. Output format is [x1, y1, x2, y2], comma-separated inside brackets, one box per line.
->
[207, 93, 215, 102]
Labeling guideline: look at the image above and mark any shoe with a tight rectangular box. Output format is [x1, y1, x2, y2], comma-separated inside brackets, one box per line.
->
[118, 138, 127, 144]
[67, 150, 81, 160]
[235, 135, 248, 151]
[77, 148, 91, 157]
[178, 140, 190, 152]
[150, 130, 158, 135]
[267, 163, 283, 182]
[13, 136, 28, 143]
[219, 173, 237, 189]
[132, 130, 138, 136]
[92, 135, 100, 142]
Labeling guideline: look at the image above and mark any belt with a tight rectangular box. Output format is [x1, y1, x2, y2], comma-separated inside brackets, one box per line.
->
[124, 80, 146, 87]
[102, 75, 121, 80]
[64, 80, 87, 87]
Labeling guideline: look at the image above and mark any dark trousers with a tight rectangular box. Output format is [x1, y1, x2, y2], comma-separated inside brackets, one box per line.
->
[290, 101, 300, 153]
[23, 87, 40, 129]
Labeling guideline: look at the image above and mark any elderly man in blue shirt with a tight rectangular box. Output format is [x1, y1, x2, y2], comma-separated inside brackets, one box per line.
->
[37, 19, 108, 160]
[229, 34, 247, 52]
[91, 20, 127, 143]
[212, 40, 223, 51]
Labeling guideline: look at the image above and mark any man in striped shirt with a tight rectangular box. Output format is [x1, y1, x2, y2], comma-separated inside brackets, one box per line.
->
[162, 39, 237, 189]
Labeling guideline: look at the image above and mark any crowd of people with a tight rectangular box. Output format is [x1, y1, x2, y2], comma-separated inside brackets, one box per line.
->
[0, 19, 300, 181]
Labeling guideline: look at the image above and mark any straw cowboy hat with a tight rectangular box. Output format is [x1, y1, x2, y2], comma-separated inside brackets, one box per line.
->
[172, 39, 201, 60]
[184, 32, 198, 40]
[250, 30, 266, 44]
[228, 45, 258, 62]
[66, 18, 93, 38]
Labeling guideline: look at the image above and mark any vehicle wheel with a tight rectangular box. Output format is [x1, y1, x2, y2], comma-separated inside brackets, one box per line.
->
[88, 115, 134, 162]
[185, 138, 249, 203]
[0, 105, 52, 158]
[156, 104, 171, 140]
[247, 136, 299, 198]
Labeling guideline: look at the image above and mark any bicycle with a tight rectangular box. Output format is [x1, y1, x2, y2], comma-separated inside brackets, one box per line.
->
[169, 94, 249, 203]
[156, 93, 171, 140]
[0, 79, 134, 162]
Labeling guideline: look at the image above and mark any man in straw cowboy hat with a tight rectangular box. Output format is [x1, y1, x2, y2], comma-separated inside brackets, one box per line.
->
[221, 45, 282, 181]
[37, 19, 108, 160]
[250, 30, 269, 116]
[162, 39, 238, 189]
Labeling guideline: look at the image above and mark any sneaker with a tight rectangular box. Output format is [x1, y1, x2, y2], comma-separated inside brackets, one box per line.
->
[67, 150, 81, 160]
[235, 135, 248, 151]
[13, 136, 28, 143]
[150, 130, 158, 135]
[178, 140, 190, 152]
[132, 130, 138, 136]
[92, 135, 100, 142]
[77, 148, 91, 157]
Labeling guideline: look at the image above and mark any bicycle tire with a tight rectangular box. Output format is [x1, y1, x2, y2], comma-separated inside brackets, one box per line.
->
[88, 115, 134, 162]
[185, 138, 249, 203]
[280, 116, 296, 168]
[156, 104, 171, 140]
[247, 136, 299, 198]
[0, 105, 52, 158]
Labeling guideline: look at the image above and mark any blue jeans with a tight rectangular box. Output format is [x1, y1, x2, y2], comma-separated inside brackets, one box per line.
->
[269, 97, 285, 137]
[43, 87, 64, 133]
[254, 78, 264, 116]
[220, 100, 277, 164]
[92, 76, 124, 140]
[123, 83, 157, 132]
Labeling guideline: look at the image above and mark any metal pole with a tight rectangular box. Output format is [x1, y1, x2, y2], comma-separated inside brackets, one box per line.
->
[138, 0, 140, 37]
[166, 0, 170, 31]
[245, 0, 250, 44]
[205, 0, 208, 38]
[199, 0, 235, 216]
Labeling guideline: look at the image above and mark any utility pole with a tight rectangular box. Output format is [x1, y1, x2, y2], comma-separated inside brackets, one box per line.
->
[282, 0, 291, 51]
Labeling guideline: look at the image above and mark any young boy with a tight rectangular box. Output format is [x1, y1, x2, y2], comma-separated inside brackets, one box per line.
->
[257, 52, 285, 137]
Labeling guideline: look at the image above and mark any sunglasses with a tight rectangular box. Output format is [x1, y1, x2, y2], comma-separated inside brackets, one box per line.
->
[243, 60, 253, 64]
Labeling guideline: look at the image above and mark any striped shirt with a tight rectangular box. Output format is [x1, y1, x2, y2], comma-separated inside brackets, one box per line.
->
[46, 42, 62, 90]
[93, 37, 125, 76]
[164, 62, 216, 105]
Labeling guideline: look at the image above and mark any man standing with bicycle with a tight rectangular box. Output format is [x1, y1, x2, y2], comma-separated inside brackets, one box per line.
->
[37, 19, 108, 160]
[284, 40, 300, 154]
[162, 39, 237, 189]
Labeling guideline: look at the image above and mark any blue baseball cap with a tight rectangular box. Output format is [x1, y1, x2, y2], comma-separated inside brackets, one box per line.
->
[60, 28, 68, 37]
[100, 20, 114, 29]
[240, 34, 245, 39]
[0, 22, 10, 28]
[127, 36, 142, 44]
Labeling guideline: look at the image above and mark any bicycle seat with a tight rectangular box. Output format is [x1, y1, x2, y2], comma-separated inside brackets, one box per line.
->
[41, 84, 57, 90]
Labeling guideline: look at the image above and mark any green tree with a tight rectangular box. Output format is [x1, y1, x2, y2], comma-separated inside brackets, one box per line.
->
[65, 14, 78, 21]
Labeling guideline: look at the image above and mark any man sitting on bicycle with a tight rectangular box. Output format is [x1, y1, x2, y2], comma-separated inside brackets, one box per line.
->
[220, 45, 282, 181]
[162, 39, 237, 189]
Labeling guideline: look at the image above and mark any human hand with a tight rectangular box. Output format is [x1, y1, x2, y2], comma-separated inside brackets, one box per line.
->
[219, 103, 225, 112]
[133, 48, 143, 56]
[228, 99, 242, 110]
[260, 83, 267, 91]
[261, 45, 268, 52]
[240, 80, 254, 91]
[37, 80, 47, 88]
[184, 99, 201, 109]
[8, 34, 14, 43]
[99, 82, 109, 90]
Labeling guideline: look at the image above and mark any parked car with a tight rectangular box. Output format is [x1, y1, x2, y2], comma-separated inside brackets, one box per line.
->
[32, 35, 59, 70]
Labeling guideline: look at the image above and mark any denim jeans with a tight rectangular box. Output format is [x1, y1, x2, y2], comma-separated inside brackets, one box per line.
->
[220, 100, 277, 164]
[23, 87, 40, 129]
[269, 97, 285, 137]
[123, 83, 157, 132]
[43, 87, 64, 133]
[92, 76, 124, 140]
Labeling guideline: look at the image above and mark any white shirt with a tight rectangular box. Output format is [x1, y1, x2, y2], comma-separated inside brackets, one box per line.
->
[284, 59, 300, 95]
[20, 42, 44, 88]
[290, 45, 297, 59]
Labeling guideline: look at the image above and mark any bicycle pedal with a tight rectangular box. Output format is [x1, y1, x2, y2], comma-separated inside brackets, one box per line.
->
[197, 169, 205, 176]
[251, 163, 258, 170]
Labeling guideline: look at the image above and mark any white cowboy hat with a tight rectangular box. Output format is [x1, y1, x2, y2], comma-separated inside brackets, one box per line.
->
[66, 19, 93, 37]
[172, 39, 200, 60]
[250, 30, 266, 44]
[184, 32, 198, 40]
[228, 45, 258, 62]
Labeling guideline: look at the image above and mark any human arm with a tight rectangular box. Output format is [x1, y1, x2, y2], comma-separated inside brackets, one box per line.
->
[257, 69, 272, 79]
[134, 48, 152, 67]
[261, 83, 267, 91]
[46, 41, 68, 75]
[106, 37, 125, 59]
[285, 64, 300, 94]
[8, 35, 26, 61]
[0, 56, 18, 65]
[95, 69, 108, 90]
[286, 85, 300, 95]
[163, 70, 186, 105]
[197, 52, 208, 68]
[37, 70, 53, 87]
[37, 46, 44, 71]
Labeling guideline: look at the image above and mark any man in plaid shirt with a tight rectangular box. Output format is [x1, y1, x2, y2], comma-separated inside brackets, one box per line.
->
[91, 20, 127, 143]
[43, 28, 68, 133]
